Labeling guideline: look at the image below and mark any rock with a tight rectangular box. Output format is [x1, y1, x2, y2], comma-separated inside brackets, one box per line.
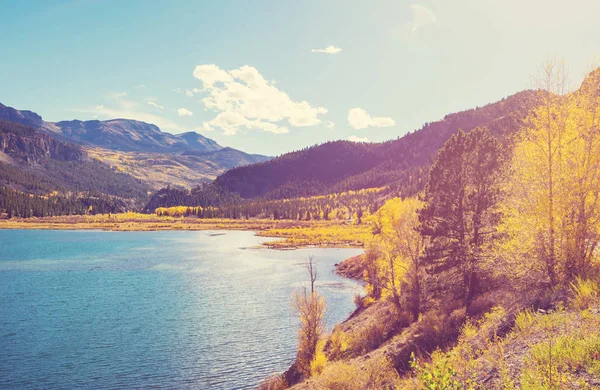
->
[0, 121, 85, 163]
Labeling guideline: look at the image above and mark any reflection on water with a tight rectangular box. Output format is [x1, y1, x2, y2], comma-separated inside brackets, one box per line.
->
[0, 230, 363, 389]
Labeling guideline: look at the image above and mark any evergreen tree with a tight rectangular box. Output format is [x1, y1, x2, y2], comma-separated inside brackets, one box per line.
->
[418, 127, 506, 310]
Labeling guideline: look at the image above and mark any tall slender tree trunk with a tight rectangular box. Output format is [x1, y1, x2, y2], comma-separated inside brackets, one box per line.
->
[547, 103, 557, 287]
[411, 257, 421, 321]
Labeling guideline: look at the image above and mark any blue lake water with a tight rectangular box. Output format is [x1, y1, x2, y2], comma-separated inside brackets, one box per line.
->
[0, 230, 363, 389]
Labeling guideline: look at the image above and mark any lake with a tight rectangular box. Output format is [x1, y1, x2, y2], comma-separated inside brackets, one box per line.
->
[0, 230, 363, 389]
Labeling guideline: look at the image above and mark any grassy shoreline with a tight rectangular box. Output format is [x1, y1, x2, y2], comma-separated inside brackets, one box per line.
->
[0, 213, 371, 250]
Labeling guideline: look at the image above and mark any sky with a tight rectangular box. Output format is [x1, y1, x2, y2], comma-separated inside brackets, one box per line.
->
[1, 0, 600, 156]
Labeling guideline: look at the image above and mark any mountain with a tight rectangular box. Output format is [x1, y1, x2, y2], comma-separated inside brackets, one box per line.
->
[176, 131, 222, 153]
[0, 102, 270, 189]
[51, 119, 222, 153]
[211, 90, 541, 200]
[0, 120, 84, 164]
[182, 147, 269, 167]
[87, 146, 273, 190]
[0, 103, 44, 128]
[0, 120, 151, 216]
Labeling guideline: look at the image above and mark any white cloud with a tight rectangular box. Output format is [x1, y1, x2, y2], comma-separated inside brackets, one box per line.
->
[193, 64, 328, 135]
[324, 121, 335, 129]
[193, 64, 234, 86]
[348, 108, 395, 130]
[173, 88, 194, 97]
[311, 46, 342, 54]
[147, 101, 164, 109]
[410, 4, 437, 34]
[196, 124, 213, 132]
[348, 135, 369, 142]
[177, 108, 193, 117]
[203, 111, 288, 136]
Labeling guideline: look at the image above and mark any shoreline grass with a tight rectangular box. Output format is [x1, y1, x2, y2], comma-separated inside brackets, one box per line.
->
[0, 213, 371, 249]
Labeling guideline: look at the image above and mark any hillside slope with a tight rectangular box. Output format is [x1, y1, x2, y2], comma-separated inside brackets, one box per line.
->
[0, 102, 270, 189]
[51, 119, 221, 153]
[88, 146, 268, 190]
[0, 120, 152, 215]
[0, 120, 149, 198]
[214, 90, 539, 200]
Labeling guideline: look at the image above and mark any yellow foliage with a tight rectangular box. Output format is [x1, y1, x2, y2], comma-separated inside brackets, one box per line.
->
[363, 197, 425, 315]
[329, 329, 350, 359]
[260, 223, 372, 248]
[294, 289, 326, 377]
[498, 61, 600, 286]
[522, 330, 600, 388]
[571, 278, 600, 311]
[319, 356, 400, 390]
[310, 339, 328, 376]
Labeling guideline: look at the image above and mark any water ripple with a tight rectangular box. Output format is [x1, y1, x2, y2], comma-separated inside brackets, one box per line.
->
[0, 230, 363, 389]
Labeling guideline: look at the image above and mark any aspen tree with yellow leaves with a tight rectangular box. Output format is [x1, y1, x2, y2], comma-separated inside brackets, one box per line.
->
[367, 198, 426, 319]
[500, 59, 600, 286]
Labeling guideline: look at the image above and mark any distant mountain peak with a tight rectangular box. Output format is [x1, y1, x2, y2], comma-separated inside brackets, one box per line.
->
[0, 102, 43, 129]
[0, 102, 228, 154]
[50, 117, 221, 153]
[0, 101, 270, 191]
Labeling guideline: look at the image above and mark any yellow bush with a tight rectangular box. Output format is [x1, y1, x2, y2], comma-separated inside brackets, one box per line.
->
[410, 350, 464, 389]
[319, 356, 399, 390]
[515, 309, 536, 333]
[329, 329, 350, 359]
[311, 340, 328, 376]
[571, 278, 599, 310]
[522, 331, 600, 388]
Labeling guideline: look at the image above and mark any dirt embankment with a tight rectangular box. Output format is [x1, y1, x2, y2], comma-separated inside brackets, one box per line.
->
[334, 254, 367, 280]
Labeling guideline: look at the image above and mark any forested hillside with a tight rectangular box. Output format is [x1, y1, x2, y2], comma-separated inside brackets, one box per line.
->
[0, 120, 150, 217]
[264, 63, 600, 390]
[151, 187, 391, 221]
[0, 102, 271, 189]
[210, 90, 539, 201]
[145, 89, 540, 212]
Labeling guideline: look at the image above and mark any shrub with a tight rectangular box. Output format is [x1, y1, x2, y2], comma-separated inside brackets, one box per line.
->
[410, 351, 463, 390]
[320, 356, 400, 389]
[310, 340, 328, 376]
[355, 295, 375, 309]
[415, 308, 465, 353]
[514, 309, 535, 333]
[521, 330, 600, 389]
[328, 328, 350, 360]
[570, 278, 599, 310]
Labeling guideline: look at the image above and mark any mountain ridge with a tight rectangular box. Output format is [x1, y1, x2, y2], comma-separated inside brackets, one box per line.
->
[51, 118, 223, 153]
[0, 101, 266, 157]
[0, 120, 150, 207]
[210, 89, 540, 201]
[0, 101, 271, 190]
